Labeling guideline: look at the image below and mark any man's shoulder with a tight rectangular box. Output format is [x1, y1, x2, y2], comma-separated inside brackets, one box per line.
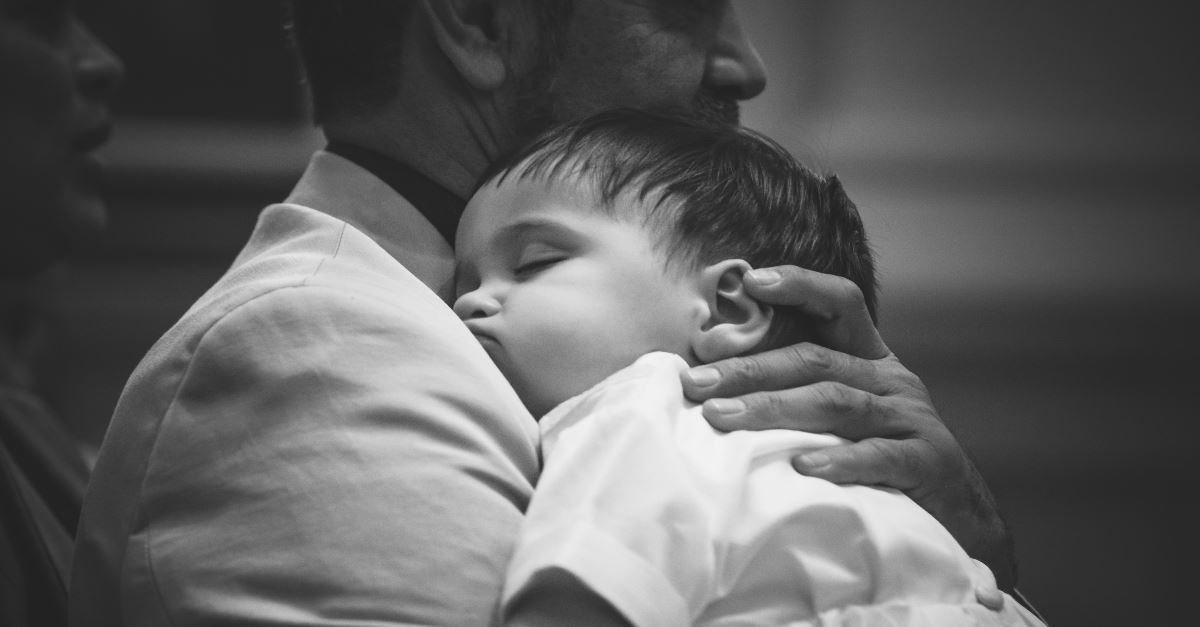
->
[181, 202, 437, 336]
[117, 200, 460, 424]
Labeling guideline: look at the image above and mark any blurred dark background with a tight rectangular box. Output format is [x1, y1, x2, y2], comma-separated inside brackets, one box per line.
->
[40, 1, 1200, 624]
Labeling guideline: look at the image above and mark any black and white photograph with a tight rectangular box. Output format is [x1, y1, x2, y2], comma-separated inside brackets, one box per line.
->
[3, 1, 1195, 625]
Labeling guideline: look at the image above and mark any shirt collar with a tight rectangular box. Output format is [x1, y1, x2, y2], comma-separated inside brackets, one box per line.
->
[283, 150, 456, 300]
[325, 141, 466, 247]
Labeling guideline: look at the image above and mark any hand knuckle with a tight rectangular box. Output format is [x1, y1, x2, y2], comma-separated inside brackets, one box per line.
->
[815, 382, 861, 416]
[875, 396, 906, 431]
[729, 357, 764, 385]
[864, 438, 892, 462]
[881, 362, 922, 393]
[743, 392, 785, 428]
[834, 276, 866, 309]
[864, 438, 921, 484]
[899, 443, 927, 480]
[887, 397, 934, 435]
[789, 342, 833, 376]
[764, 393, 792, 428]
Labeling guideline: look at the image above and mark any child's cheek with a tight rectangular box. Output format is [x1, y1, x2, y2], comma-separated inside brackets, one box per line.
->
[523, 309, 612, 408]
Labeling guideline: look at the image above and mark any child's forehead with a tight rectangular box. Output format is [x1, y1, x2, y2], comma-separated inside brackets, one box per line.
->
[477, 167, 649, 222]
[459, 171, 597, 244]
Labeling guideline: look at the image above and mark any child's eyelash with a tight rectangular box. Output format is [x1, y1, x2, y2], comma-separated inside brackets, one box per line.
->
[514, 256, 564, 276]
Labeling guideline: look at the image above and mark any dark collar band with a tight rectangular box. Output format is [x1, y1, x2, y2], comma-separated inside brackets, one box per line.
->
[325, 141, 466, 247]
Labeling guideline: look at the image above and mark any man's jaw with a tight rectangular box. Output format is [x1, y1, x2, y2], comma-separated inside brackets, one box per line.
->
[515, 76, 742, 146]
[690, 89, 741, 126]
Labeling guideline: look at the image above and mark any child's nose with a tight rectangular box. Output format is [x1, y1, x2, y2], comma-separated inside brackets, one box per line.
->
[452, 290, 501, 320]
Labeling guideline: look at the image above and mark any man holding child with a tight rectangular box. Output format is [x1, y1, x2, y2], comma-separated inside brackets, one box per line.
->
[70, 1, 1019, 624]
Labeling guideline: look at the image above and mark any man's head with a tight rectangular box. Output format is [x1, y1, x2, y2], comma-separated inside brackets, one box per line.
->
[510, 0, 766, 133]
[0, 0, 123, 277]
[285, 0, 766, 196]
[454, 110, 876, 416]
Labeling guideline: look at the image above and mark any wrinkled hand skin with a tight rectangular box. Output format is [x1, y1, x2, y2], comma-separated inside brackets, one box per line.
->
[679, 266, 1017, 590]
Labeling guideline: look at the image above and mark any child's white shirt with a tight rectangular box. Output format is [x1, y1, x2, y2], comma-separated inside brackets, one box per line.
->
[501, 352, 1044, 626]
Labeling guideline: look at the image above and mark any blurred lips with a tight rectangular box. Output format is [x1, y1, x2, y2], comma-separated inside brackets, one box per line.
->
[470, 330, 500, 348]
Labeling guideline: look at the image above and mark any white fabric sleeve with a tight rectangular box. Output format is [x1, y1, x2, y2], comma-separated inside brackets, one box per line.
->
[502, 353, 1045, 627]
[501, 354, 718, 626]
[84, 284, 539, 626]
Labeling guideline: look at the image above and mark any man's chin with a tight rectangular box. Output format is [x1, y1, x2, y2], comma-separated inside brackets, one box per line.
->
[689, 91, 740, 126]
[52, 156, 110, 242]
[0, 230, 65, 278]
[61, 192, 109, 245]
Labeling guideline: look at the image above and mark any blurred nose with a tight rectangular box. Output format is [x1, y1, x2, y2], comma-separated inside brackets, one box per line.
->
[452, 287, 502, 321]
[704, 4, 766, 100]
[71, 18, 124, 101]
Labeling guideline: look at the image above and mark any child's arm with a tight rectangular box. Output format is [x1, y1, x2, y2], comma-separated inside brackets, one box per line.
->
[498, 353, 711, 627]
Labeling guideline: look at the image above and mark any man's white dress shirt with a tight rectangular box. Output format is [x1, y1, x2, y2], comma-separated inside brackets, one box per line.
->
[70, 151, 539, 626]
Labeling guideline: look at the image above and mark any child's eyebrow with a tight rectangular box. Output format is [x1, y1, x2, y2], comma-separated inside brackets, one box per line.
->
[495, 217, 581, 244]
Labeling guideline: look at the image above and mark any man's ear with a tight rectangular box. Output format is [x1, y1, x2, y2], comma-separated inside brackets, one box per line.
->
[692, 259, 774, 363]
[418, 0, 508, 91]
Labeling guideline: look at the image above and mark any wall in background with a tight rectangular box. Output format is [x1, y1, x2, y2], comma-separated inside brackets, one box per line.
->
[40, 2, 1198, 624]
[737, 3, 1198, 623]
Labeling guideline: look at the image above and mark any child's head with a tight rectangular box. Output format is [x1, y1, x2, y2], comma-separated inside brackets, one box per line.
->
[453, 109, 876, 417]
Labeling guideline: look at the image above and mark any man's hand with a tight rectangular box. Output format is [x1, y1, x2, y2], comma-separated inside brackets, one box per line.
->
[679, 266, 1016, 589]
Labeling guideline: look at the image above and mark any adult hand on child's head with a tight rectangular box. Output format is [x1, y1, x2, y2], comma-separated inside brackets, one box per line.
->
[679, 265, 1016, 590]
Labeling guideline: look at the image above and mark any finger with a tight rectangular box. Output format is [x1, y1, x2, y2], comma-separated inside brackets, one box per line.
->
[743, 265, 888, 360]
[682, 341, 885, 402]
[790, 437, 935, 492]
[700, 382, 911, 440]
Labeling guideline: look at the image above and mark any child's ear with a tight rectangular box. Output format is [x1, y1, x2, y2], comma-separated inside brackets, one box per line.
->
[418, 0, 507, 91]
[692, 259, 774, 363]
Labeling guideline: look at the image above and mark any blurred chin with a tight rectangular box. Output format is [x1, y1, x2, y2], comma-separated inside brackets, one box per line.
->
[60, 193, 108, 250]
[0, 228, 62, 277]
[58, 157, 110, 242]
[1, 184, 108, 278]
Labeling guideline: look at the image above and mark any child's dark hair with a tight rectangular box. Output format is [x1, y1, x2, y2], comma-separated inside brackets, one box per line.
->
[481, 109, 878, 348]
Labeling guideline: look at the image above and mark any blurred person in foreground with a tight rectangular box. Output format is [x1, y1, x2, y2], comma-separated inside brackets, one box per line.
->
[0, 0, 123, 625]
[71, 2, 1018, 625]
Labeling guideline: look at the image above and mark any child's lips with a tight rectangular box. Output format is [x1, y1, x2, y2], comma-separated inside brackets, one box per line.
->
[464, 320, 498, 344]
[470, 333, 507, 370]
[467, 328, 502, 356]
[472, 332, 499, 347]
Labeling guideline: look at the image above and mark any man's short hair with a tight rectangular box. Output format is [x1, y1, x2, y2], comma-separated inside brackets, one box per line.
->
[285, 0, 573, 124]
[483, 109, 879, 347]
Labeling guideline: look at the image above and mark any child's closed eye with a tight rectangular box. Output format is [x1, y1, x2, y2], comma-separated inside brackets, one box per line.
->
[514, 255, 566, 277]
[513, 244, 567, 278]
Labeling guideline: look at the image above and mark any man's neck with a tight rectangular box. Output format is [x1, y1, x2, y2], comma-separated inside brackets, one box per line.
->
[324, 141, 466, 247]
[322, 99, 511, 202]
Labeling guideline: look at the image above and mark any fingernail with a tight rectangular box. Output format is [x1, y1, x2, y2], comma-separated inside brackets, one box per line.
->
[796, 452, 830, 470]
[685, 366, 721, 387]
[746, 269, 781, 286]
[705, 398, 744, 415]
